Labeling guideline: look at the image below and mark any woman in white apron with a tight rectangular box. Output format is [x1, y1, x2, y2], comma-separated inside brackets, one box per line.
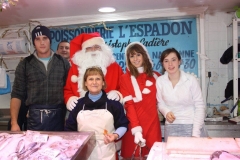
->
[65, 66, 129, 160]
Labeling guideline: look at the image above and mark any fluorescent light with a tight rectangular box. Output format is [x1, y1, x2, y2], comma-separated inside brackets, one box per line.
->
[98, 7, 116, 13]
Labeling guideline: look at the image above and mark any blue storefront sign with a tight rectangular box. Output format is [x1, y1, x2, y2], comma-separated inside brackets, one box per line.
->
[50, 18, 198, 75]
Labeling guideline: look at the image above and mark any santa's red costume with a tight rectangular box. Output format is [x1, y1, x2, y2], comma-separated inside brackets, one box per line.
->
[64, 32, 123, 110]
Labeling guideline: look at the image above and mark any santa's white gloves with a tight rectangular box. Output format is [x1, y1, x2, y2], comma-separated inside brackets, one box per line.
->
[107, 90, 120, 101]
[134, 132, 146, 147]
[66, 96, 78, 111]
[131, 126, 146, 147]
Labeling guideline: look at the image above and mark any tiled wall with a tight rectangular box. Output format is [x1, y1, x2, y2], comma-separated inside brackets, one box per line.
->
[204, 12, 236, 111]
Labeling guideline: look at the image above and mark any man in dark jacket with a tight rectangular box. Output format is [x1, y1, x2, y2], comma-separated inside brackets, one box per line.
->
[10, 25, 70, 131]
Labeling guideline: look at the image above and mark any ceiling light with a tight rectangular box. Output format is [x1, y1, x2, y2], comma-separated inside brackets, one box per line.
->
[98, 7, 116, 13]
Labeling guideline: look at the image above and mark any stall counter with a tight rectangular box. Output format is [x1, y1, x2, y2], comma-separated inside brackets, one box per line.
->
[160, 121, 240, 140]
[0, 130, 96, 160]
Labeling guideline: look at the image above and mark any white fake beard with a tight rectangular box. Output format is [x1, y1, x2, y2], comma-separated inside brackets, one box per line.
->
[72, 47, 115, 97]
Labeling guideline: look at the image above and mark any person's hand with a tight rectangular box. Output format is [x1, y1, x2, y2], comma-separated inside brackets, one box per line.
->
[11, 123, 21, 131]
[107, 90, 120, 101]
[66, 96, 79, 111]
[166, 111, 176, 123]
[134, 132, 146, 147]
[104, 133, 119, 144]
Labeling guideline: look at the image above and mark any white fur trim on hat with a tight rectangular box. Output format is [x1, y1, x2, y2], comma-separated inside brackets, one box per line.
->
[71, 75, 78, 83]
[125, 42, 153, 69]
[82, 37, 105, 49]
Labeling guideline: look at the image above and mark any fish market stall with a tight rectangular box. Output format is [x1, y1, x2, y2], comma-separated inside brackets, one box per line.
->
[0, 130, 96, 160]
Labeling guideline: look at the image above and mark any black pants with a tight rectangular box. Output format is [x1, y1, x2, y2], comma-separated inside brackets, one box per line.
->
[27, 104, 66, 131]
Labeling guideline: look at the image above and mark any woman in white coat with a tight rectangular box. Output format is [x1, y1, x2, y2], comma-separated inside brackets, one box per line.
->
[156, 48, 206, 142]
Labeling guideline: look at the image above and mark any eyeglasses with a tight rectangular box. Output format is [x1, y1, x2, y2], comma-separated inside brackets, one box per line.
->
[85, 45, 102, 52]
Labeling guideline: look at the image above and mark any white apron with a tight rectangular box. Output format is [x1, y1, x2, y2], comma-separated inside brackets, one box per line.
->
[77, 103, 116, 160]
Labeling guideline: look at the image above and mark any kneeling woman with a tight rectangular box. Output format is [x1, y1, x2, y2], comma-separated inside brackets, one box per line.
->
[65, 66, 129, 160]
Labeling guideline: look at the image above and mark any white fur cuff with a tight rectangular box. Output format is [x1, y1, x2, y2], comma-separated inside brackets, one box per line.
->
[131, 126, 142, 135]
[133, 97, 140, 103]
[123, 95, 132, 103]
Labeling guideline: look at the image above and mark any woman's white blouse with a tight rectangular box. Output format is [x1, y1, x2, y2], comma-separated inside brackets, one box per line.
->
[156, 70, 206, 137]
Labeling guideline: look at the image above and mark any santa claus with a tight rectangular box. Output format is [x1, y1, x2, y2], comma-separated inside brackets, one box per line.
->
[64, 32, 124, 111]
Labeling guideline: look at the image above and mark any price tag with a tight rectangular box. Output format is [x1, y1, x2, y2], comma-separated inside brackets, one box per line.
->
[39, 148, 60, 159]
[33, 134, 49, 143]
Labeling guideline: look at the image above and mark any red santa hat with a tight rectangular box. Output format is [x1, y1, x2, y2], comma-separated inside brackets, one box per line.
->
[70, 32, 105, 83]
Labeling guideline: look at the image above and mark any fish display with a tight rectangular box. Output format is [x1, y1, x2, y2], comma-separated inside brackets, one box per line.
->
[0, 130, 89, 160]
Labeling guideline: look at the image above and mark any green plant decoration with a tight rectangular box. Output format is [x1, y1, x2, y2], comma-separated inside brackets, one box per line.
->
[234, 6, 240, 18]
